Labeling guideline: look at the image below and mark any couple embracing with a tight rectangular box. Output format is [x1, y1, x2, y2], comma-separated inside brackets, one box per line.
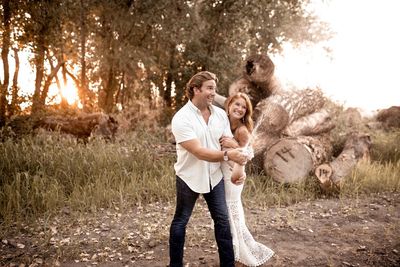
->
[169, 71, 274, 267]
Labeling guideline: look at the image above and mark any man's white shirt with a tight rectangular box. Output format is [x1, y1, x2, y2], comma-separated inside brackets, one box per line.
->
[172, 100, 232, 193]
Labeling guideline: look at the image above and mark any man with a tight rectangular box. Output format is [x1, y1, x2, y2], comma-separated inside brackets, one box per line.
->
[169, 71, 247, 267]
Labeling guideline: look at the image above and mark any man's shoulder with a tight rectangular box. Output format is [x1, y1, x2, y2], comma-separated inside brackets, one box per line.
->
[172, 104, 192, 123]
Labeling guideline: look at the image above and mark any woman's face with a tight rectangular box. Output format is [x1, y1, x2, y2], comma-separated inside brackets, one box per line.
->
[228, 97, 247, 121]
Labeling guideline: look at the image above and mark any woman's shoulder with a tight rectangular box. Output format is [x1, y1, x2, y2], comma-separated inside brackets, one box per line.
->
[234, 125, 251, 145]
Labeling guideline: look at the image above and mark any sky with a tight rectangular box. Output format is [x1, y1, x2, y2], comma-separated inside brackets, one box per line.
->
[271, 0, 400, 114]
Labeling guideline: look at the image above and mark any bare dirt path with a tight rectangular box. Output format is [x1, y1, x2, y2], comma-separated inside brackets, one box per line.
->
[1, 192, 399, 267]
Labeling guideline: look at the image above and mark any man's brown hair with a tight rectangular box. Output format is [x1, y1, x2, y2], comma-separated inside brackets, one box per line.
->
[186, 71, 218, 100]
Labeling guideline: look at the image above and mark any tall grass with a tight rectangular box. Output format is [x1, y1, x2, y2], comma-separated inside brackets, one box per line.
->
[1, 127, 399, 224]
[0, 130, 175, 223]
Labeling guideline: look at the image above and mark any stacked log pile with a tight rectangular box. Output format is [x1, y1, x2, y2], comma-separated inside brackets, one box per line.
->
[216, 54, 372, 189]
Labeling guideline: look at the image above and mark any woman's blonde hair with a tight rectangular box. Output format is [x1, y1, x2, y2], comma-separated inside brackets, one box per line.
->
[225, 92, 254, 132]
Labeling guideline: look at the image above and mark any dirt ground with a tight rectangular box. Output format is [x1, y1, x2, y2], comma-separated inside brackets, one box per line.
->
[1, 192, 399, 267]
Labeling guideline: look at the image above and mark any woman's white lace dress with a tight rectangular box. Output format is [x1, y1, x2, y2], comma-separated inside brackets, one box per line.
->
[222, 148, 274, 266]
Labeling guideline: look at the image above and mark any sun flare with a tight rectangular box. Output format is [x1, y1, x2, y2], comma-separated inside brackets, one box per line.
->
[61, 84, 79, 105]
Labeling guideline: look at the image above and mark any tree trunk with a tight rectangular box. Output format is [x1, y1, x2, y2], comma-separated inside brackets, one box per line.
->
[164, 44, 176, 107]
[264, 135, 331, 183]
[80, 0, 88, 111]
[9, 48, 20, 117]
[102, 67, 117, 113]
[0, 0, 11, 126]
[31, 35, 46, 114]
[315, 133, 372, 189]
[39, 60, 63, 106]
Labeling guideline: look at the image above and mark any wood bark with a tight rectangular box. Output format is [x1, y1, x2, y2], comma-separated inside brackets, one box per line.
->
[213, 93, 226, 109]
[9, 48, 20, 117]
[80, 0, 88, 111]
[315, 133, 371, 189]
[35, 113, 119, 141]
[31, 35, 46, 114]
[0, 0, 11, 126]
[283, 109, 335, 137]
[257, 88, 326, 125]
[251, 88, 327, 160]
[229, 54, 282, 108]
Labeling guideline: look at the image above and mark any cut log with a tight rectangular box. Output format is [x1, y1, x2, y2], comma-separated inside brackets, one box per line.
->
[253, 102, 289, 135]
[213, 93, 227, 109]
[342, 107, 363, 127]
[228, 77, 254, 96]
[229, 54, 282, 107]
[315, 133, 372, 189]
[314, 164, 335, 191]
[243, 54, 275, 84]
[228, 77, 280, 108]
[263, 136, 330, 183]
[259, 88, 326, 125]
[283, 109, 335, 137]
[35, 113, 118, 141]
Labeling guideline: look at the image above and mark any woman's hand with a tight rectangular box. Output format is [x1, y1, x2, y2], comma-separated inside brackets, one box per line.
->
[219, 136, 239, 149]
[232, 174, 246, 185]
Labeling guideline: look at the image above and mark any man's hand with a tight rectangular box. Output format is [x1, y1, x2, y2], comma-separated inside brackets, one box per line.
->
[227, 149, 247, 165]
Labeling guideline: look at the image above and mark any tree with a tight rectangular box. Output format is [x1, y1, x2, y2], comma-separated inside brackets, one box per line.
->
[0, 0, 11, 126]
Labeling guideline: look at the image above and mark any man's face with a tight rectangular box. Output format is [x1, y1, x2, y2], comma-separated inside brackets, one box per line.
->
[194, 79, 216, 106]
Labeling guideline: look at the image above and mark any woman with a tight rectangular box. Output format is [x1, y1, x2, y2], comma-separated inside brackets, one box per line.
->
[220, 93, 274, 267]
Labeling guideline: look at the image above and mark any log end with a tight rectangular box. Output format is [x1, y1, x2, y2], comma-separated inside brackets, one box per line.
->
[264, 139, 313, 183]
[315, 163, 334, 191]
[242, 54, 275, 84]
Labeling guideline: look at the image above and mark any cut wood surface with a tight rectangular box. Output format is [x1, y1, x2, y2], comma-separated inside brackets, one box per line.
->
[263, 136, 330, 183]
[242, 54, 275, 84]
[264, 138, 314, 183]
[229, 54, 282, 107]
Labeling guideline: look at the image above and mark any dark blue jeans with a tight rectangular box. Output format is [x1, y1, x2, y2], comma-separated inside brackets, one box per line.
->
[169, 176, 234, 267]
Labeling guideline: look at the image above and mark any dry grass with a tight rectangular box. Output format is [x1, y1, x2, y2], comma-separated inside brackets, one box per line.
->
[1, 126, 399, 225]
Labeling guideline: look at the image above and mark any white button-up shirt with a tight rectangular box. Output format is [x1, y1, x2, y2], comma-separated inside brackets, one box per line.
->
[172, 100, 233, 193]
